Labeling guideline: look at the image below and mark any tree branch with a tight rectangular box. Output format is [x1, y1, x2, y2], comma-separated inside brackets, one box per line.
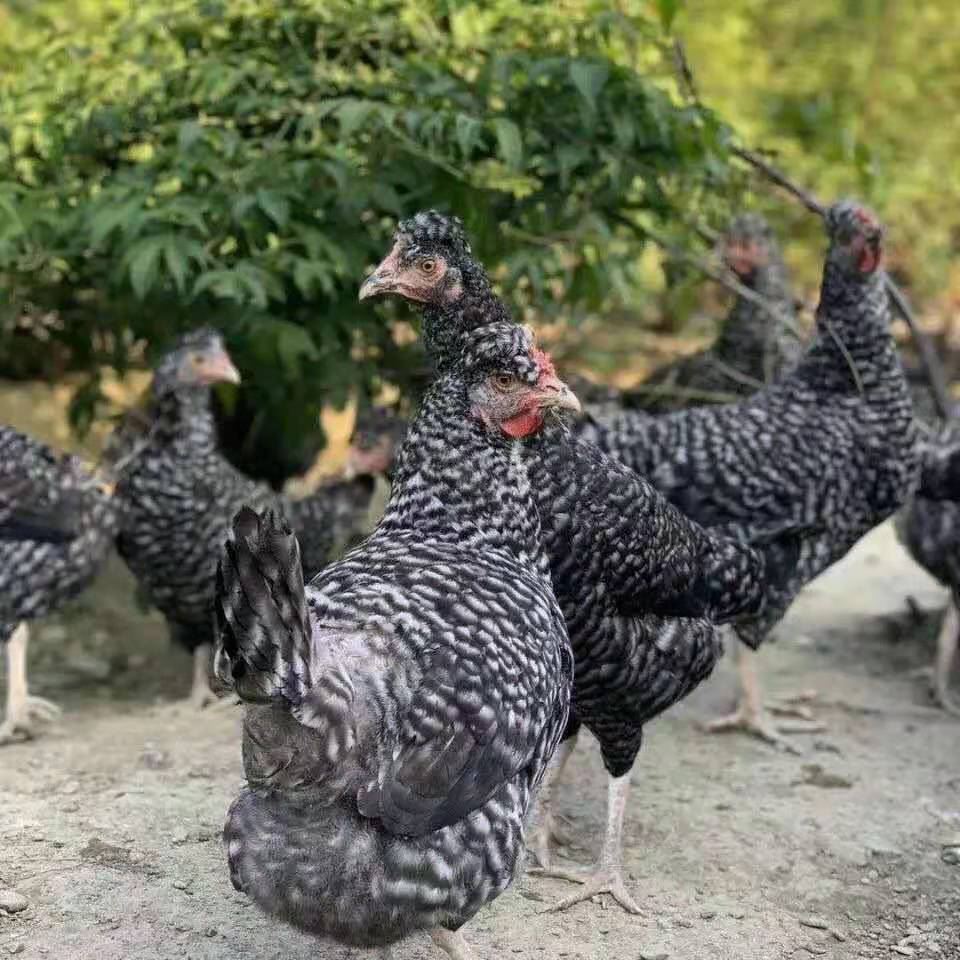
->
[671, 39, 953, 419]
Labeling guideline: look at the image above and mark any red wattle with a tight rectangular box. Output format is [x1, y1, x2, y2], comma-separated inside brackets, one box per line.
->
[501, 409, 544, 438]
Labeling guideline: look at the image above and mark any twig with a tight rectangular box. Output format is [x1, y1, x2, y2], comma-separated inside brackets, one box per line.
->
[609, 210, 806, 340]
[670, 39, 952, 418]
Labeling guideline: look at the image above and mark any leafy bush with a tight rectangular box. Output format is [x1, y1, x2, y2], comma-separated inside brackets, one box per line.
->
[0, 0, 739, 478]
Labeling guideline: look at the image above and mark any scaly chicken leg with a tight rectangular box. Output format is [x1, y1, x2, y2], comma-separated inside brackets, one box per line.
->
[188, 642, 220, 709]
[704, 643, 824, 748]
[0, 623, 61, 745]
[531, 771, 642, 915]
[919, 601, 960, 715]
[430, 929, 477, 959]
[529, 732, 578, 869]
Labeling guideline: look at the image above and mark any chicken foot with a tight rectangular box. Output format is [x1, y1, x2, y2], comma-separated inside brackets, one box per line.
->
[531, 771, 642, 915]
[0, 623, 61, 745]
[704, 645, 824, 750]
[912, 602, 960, 715]
[430, 928, 477, 960]
[528, 733, 578, 869]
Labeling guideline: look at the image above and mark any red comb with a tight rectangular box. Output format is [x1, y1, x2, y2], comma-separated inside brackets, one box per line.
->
[853, 208, 879, 230]
[531, 347, 556, 377]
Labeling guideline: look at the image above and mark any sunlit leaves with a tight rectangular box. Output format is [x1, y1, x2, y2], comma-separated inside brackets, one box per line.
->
[0, 0, 740, 470]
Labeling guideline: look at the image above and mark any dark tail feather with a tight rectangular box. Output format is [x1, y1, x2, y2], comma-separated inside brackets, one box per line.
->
[214, 506, 313, 707]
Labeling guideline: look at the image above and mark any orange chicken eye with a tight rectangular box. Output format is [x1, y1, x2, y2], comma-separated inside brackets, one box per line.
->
[492, 373, 516, 390]
[420, 259, 436, 274]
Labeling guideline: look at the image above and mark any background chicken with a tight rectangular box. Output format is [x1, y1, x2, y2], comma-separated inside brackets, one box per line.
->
[896, 423, 960, 714]
[215, 324, 574, 959]
[578, 202, 919, 743]
[0, 426, 119, 743]
[111, 328, 403, 706]
[360, 211, 800, 915]
[625, 213, 803, 412]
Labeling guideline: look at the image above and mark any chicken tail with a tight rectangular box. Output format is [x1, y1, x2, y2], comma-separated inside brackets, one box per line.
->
[214, 506, 314, 706]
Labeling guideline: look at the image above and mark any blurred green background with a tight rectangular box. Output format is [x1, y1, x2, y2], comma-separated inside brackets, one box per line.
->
[1, 0, 957, 480]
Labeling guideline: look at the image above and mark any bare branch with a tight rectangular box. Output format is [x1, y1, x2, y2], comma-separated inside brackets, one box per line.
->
[671, 39, 953, 419]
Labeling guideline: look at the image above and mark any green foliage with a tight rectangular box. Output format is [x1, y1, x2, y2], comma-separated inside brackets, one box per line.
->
[0, 0, 741, 475]
[679, 0, 960, 296]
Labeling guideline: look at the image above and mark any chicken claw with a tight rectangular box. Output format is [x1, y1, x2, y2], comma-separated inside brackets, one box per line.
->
[532, 865, 643, 915]
[0, 695, 62, 745]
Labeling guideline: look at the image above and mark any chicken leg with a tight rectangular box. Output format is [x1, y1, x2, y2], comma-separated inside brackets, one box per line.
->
[528, 732, 578, 868]
[188, 642, 220, 709]
[0, 623, 61, 745]
[920, 601, 960, 715]
[430, 928, 477, 960]
[530, 771, 642, 915]
[703, 644, 824, 748]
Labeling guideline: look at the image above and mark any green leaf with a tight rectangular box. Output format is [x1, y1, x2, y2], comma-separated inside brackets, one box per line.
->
[454, 114, 483, 159]
[123, 235, 166, 299]
[569, 62, 609, 112]
[274, 321, 319, 378]
[337, 99, 376, 139]
[492, 117, 523, 170]
[256, 188, 290, 228]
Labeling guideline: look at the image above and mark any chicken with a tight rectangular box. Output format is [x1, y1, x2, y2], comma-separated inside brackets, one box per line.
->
[359, 211, 799, 913]
[896, 423, 960, 714]
[625, 214, 802, 412]
[576, 202, 919, 743]
[0, 426, 119, 744]
[215, 324, 575, 959]
[111, 329, 401, 707]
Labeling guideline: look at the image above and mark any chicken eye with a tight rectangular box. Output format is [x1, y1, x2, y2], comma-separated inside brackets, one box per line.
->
[419, 259, 437, 274]
[492, 373, 516, 390]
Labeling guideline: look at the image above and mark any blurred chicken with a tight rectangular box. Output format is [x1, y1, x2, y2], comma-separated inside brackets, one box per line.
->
[0, 426, 119, 743]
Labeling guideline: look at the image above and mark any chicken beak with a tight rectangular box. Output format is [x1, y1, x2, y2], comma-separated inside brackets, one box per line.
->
[199, 349, 242, 386]
[538, 374, 582, 415]
[359, 243, 402, 302]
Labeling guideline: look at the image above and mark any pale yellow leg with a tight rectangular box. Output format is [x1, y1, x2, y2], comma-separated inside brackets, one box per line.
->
[188, 643, 220, 709]
[932, 602, 960, 716]
[531, 772, 643, 916]
[0, 624, 61, 745]
[704, 644, 824, 749]
[430, 928, 477, 960]
[528, 733, 578, 868]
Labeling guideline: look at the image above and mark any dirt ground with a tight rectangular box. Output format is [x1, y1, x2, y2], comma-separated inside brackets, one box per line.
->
[1, 521, 959, 960]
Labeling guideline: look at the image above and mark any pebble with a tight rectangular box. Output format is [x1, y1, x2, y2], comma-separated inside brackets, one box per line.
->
[0, 889, 29, 914]
[8, 944, 25, 956]
[172, 880, 189, 891]
[941, 847, 960, 866]
[639, 952, 669, 960]
[699, 910, 717, 920]
[890, 947, 915, 957]
[799, 916, 829, 930]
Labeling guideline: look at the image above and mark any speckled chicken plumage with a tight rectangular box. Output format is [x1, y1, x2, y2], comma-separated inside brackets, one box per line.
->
[0, 426, 119, 641]
[579, 203, 919, 648]
[215, 328, 572, 949]
[112, 329, 388, 663]
[379, 211, 790, 783]
[898, 422, 960, 586]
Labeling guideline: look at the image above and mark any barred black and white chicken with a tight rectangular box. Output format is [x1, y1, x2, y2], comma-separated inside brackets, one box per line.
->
[215, 325, 574, 959]
[576, 202, 919, 743]
[626, 213, 803, 412]
[111, 329, 401, 706]
[360, 211, 798, 913]
[0, 426, 119, 744]
[896, 423, 960, 714]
